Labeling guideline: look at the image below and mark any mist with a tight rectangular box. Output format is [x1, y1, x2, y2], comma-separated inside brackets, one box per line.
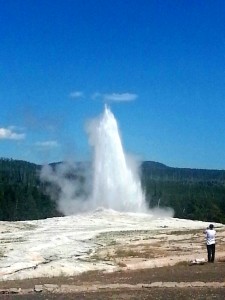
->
[40, 106, 174, 218]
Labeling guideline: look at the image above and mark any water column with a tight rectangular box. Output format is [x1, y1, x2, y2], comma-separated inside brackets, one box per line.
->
[88, 105, 146, 212]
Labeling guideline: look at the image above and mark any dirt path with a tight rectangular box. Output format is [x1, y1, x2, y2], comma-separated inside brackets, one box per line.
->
[0, 262, 225, 299]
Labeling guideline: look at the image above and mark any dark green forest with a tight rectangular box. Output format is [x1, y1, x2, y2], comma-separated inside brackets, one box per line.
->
[0, 158, 61, 221]
[0, 158, 225, 223]
[142, 161, 225, 223]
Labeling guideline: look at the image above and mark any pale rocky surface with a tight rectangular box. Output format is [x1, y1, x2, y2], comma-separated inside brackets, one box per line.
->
[0, 209, 224, 283]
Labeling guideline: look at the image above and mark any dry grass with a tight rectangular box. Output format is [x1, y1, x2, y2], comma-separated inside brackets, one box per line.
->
[114, 245, 168, 259]
[174, 260, 190, 266]
[88, 226, 225, 274]
[91, 244, 167, 262]
[169, 229, 200, 235]
[115, 249, 139, 258]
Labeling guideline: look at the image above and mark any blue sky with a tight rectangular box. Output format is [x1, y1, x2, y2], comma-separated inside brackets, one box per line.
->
[0, 0, 225, 169]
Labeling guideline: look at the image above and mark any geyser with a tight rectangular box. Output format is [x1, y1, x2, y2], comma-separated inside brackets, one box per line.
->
[41, 106, 148, 214]
[87, 105, 146, 212]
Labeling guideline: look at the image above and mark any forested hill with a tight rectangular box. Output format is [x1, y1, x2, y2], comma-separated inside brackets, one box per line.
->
[0, 158, 41, 185]
[0, 158, 225, 223]
[141, 161, 225, 182]
[0, 158, 60, 221]
[141, 161, 225, 223]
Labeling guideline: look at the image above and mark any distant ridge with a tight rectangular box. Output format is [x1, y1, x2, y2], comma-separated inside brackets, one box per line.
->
[48, 160, 225, 183]
[141, 161, 225, 182]
[0, 158, 225, 223]
[142, 160, 225, 171]
[1, 158, 225, 183]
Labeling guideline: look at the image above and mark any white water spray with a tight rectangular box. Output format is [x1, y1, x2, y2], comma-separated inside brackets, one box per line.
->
[41, 106, 150, 214]
[87, 106, 147, 212]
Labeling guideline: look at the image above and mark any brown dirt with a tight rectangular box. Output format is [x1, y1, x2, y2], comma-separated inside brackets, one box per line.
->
[5, 288, 225, 300]
[1, 262, 225, 299]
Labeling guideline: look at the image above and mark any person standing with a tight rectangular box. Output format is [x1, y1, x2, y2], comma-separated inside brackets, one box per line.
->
[204, 224, 216, 263]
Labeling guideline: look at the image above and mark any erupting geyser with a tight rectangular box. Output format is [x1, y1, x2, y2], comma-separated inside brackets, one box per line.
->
[41, 105, 148, 214]
[87, 105, 147, 212]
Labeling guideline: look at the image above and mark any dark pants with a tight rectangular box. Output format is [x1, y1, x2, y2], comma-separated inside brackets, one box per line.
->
[207, 244, 215, 262]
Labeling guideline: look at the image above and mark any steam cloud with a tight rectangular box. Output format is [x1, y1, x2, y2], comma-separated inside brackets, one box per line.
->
[40, 106, 174, 217]
[40, 161, 91, 214]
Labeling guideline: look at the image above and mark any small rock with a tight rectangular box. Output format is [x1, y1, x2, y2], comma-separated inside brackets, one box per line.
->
[191, 281, 207, 287]
[0, 289, 9, 294]
[43, 284, 59, 292]
[150, 281, 163, 287]
[9, 288, 20, 294]
[189, 258, 206, 265]
[163, 282, 177, 288]
[34, 285, 43, 292]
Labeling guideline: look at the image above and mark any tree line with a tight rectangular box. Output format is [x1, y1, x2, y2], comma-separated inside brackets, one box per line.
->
[0, 158, 60, 221]
[0, 158, 225, 223]
[141, 161, 225, 223]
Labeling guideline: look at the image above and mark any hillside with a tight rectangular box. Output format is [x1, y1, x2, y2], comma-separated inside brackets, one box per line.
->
[0, 158, 61, 221]
[141, 161, 225, 182]
[141, 161, 225, 223]
[0, 158, 225, 223]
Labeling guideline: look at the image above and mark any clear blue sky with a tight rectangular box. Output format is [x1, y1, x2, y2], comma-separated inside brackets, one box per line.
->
[0, 0, 225, 169]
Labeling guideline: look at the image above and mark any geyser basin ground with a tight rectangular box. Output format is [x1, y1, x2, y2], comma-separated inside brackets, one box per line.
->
[0, 210, 225, 281]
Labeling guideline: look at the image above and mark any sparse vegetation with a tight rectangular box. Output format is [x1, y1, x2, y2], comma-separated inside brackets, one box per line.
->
[174, 260, 192, 266]
[169, 229, 200, 235]
[115, 249, 139, 258]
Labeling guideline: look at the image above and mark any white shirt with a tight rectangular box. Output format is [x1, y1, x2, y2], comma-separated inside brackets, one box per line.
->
[205, 229, 216, 245]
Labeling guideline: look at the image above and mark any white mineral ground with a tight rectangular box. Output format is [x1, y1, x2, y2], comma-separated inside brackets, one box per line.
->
[0, 209, 224, 281]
